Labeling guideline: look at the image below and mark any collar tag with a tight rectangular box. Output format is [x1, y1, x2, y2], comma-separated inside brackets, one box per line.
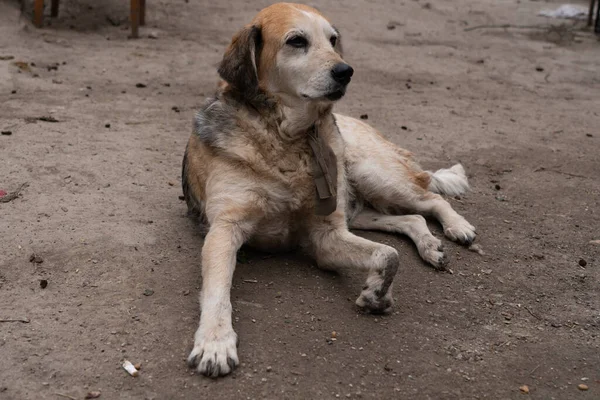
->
[308, 125, 338, 216]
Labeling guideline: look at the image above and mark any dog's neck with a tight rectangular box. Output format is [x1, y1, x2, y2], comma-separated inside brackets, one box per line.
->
[275, 96, 333, 141]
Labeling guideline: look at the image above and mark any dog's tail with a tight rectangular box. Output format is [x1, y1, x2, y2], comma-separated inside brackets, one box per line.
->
[427, 163, 469, 196]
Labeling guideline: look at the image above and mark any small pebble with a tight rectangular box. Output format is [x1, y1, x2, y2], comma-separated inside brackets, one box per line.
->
[143, 289, 154, 296]
[85, 391, 102, 399]
[519, 385, 529, 394]
[401, 126, 407, 130]
[105, 123, 111, 128]
[578, 384, 588, 391]
[494, 184, 501, 190]
[359, 114, 368, 120]
[136, 83, 147, 88]
[535, 67, 544, 72]
[29, 253, 44, 264]
[40, 279, 48, 289]
[578, 259, 587, 267]
[586, 133, 593, 137]
[1, 131, 12, 135]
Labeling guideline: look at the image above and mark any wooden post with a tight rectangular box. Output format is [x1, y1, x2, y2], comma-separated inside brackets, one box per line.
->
[50, 0, 60, 17]
[140, 0, 146, 26]
[33, 0, 44, 28]
[596, 0, 600, 33]
[588, 0, 596, 27]
[130, 0, 140, 38]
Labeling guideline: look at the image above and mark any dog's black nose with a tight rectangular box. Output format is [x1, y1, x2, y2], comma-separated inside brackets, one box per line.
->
[331, 63, 354, 85]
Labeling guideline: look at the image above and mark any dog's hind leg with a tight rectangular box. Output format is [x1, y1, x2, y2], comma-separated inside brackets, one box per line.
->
[309, 226, 399, 313]
[336, 114, 476, 244]
[350, 209, 447, 270]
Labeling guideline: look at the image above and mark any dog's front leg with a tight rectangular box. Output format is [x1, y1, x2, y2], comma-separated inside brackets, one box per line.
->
[311, 227, 399, 313]
[187, 219, 249, 377]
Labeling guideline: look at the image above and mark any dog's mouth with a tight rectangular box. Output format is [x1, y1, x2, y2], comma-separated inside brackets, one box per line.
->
[301, 86, 348, 102]
[325, 88, 346, 101]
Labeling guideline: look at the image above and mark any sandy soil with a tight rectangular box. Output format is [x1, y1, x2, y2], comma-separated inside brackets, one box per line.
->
[1, 0, 599, 399]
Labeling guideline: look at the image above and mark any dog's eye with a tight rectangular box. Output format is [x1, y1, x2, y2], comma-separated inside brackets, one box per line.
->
[330, 36, 337, 47]
[286, 36, 308, 48]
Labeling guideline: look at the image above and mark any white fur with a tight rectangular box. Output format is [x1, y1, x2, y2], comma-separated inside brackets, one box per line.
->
[427, 164, 470, 196]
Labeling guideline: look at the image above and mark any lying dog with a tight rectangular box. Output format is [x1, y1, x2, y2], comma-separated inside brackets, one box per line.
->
[182, 2, 476, 377]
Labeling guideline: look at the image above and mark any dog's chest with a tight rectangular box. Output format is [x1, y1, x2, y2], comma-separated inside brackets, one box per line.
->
[260, 140, 316, 210]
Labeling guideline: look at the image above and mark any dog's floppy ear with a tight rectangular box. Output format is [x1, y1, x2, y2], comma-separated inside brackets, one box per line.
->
[218, 25, 262, 98]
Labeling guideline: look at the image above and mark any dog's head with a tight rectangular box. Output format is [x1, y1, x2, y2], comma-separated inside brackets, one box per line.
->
[218, 3, 352, 105]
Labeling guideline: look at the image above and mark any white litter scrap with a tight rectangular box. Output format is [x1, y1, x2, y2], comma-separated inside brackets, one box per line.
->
[122, 360, 139, 377]
[538, 4, 588, 20]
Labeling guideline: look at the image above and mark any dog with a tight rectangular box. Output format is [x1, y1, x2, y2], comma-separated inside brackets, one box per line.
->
[182, 3, 476, 377]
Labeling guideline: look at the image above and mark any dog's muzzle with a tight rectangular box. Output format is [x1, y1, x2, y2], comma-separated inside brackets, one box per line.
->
[330, 63, 354, 86]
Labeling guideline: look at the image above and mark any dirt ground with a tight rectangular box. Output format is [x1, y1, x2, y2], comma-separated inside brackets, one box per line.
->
[1, 0, 599, 398]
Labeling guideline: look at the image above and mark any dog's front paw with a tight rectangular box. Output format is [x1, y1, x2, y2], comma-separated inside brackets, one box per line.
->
[356, 283, 394, 314]
[187, 327, 239, 377]
[444, 218, 476, 245]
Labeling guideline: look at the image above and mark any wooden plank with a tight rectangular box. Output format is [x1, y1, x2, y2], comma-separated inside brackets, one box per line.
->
[33, 0, 45, 28]
[130, 0, 140, 38]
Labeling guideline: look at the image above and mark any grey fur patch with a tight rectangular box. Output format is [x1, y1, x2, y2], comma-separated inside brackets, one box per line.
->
[181, 144, 207, 227]
[193, 97, 236, 148]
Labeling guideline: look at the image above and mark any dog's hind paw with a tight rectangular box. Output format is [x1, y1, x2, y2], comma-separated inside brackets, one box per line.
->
[187, 328, 239, 378]
[443, 218, 476, 245]
[417, 235, 448, 270]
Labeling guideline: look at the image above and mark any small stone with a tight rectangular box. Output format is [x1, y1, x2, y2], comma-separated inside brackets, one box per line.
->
[148, 32, 159, 39]
[586, 133, 593, 137]
[535, 67, 544, 72]
[331, 331, 337, 338]
[494, 184, 501, 190]
[519, 385, 529, 394]
[85, 391, 102, 399]
[105, 123, 111, 128]
[386, 23, 396, 30]
[266, 366, 272, 372]
[401, 126, 408, 130]
[143, 289, 154, 296]
[135, 83, 147, 88]
[40, 279, 48, 289]
[359, 114, 368, 120]
[578, 259, 587, 267]
[577, 384, 588, 391]
[29, 253, 44, 263]
[1, 131, 12, 135]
